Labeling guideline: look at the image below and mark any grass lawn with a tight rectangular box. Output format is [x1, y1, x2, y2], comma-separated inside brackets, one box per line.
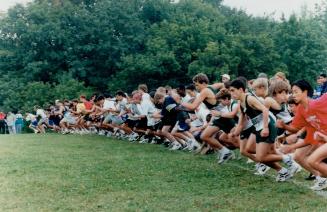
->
[0, 134, 325, 211]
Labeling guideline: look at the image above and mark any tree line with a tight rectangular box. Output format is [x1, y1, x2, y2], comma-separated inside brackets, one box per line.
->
[0, 0, 326, 111]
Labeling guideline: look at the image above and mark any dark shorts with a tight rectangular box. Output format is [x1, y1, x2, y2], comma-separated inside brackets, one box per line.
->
[126, 118, 148, 130]
[50, 116, 61, 126]
[177, 122, 190, 132]
[162, 115, 177, 127]
[255, 120, 277, 144]
[149, 121, 163, 131]
[277, 121, 291, 136]
[83, 115, 93, 122]
[211, 117, 235, 134]
[240, 126, 256, 140]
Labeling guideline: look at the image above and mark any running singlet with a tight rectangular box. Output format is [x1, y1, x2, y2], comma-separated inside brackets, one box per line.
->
[241, 95, 265, 131]
[203, 86, 218, 109]
[270, 103, 293, 124]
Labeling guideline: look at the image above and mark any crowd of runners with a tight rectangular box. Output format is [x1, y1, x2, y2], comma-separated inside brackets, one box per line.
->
[2, 72, 327, 191]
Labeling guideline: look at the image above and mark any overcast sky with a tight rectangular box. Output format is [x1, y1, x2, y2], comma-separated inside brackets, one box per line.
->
[0, 0, 31, 11]
[0, 0, 325, 19]
[222, 0, 325, 18]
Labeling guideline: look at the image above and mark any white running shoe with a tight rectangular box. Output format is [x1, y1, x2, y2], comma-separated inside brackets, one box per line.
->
[288, 162, 301, 177]
[254, 163, 270, 176]
[276, 170, 291, 182]
[170, 142, 182, 151]
[311, 178, 327, 191]
[217, 151, 235, 164]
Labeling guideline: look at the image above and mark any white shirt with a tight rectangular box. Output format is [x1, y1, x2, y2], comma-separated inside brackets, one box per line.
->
[36, 109, 47, 119]
[103, 99, 116, 110]
[26, 114, 37, 122]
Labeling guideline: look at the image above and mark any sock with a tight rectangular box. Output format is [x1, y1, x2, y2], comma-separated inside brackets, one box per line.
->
[220, 147, 230, 154]
[282, 155, 292, 166]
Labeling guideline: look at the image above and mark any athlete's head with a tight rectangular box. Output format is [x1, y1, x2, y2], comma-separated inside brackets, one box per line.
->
[138, 84, 148, 93]
[95, 95, 105, 105]
[229, 79, 246, 100]
[132, 91, 142, 104]
[287, 96, 298, 115]
[216, 88, 231, 106]
[291, 80, 313, 103]
[192, 73, 209, 91]
[176, 85, 186, 97]
[154, 92, 165, 105]
[115, 90, 126, 101]
[268, 80, 290, 103]
[185, 84, 196, 97]
[252, 78, 268, 98]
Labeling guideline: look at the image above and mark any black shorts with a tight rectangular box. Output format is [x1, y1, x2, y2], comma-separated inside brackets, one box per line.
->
[50, 116, 61, 126]
[277, 121, 291, 136]
[255, 120, 277, 144]
[211, 117, 235, 134]
[126, 118, 147, 130]
[149, 121, 163, 131]
[135, 117, 147, 129]
[83, 115, 92, 122]
[162, 115, 177, 127]
[240, 126, 256, 140]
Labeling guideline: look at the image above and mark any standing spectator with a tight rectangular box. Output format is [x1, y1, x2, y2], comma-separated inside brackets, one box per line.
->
[0, 112, 6, 134]
[15, 111, 24, 134]
[314, 73, 327, 99]
[6, 112, 16, 134]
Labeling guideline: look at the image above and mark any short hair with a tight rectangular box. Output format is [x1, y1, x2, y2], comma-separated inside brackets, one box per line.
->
[268, 80, 290, 97]
[154, 92, 165, 104]
[185, 84, 196, 91]
[156, 87, 166, 94]
[230, 79, 246, 91]
[96, 95, 105, 102]
[115, 90, 126, 97]
[252, 78, 268, 90]
[138, 84, 148, 93]
[149, 91, 156, 99]
[192, 73, 209, 84]
[258, 73, 268, 79]
[216, 88, 231, 100]
[103, 93, 113, 98]
[275, 71, 287, 80]
[291, 80, 314, 98]
[287, 96, 297, 105]
[177, 84, 186, 91]
[320, 73, 327, 78]
[237, 76, 247, 87]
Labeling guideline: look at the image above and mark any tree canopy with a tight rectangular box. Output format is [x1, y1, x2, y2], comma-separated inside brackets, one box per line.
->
[0, 0, 326, 111]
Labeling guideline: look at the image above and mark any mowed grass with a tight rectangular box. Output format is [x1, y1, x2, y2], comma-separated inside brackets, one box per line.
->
[0, 134, 325, 211]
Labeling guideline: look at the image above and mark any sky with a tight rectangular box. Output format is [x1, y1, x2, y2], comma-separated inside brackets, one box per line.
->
[0, 0, 31, 11]
[0, 0, 325, 19]
[222, 0, 325, 19]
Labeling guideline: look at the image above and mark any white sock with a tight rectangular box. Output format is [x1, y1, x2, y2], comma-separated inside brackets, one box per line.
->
[220, 147, 230, 154]
[282, 155, 292, 165]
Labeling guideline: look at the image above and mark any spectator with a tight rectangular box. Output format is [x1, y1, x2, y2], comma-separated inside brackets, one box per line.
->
[15, 111, 24, 134]
[6, 112, 16, 134]
[0, 112, 6, 134]
[314, 73, 327, 99]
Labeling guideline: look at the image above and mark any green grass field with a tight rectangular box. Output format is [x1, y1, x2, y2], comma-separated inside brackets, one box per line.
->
[0, 134, 326, 211]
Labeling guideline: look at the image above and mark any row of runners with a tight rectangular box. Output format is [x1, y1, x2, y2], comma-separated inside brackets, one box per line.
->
[23, 72, 327, 191]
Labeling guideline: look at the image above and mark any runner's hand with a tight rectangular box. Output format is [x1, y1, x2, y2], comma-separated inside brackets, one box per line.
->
[261, 127, 269, 137]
